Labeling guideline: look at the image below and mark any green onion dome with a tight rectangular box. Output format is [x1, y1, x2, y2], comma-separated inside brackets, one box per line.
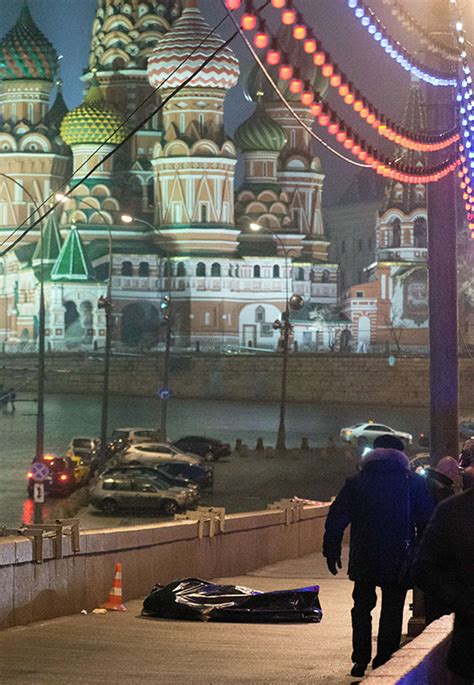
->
[60, 77, 129, 146]
[0, 3, 58, 81]
[234, 103, 286, 153]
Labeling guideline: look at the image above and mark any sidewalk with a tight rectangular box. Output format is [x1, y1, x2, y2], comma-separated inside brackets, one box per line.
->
[0, 550, 411, 684]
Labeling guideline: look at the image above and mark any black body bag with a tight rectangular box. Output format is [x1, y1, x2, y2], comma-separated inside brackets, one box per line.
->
[142, 578, 323, 623]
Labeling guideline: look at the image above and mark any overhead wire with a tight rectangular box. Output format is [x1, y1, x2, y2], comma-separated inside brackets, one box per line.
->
[0, 4, 271, 254]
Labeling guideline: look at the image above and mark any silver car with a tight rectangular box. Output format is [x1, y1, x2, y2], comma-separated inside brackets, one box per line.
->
[120, 442, 202, 466]
[90, 475, 190, 516]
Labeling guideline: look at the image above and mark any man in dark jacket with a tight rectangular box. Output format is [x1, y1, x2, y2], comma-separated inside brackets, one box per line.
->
[414, 488, 474, 683]
[323, 447, 434, 679]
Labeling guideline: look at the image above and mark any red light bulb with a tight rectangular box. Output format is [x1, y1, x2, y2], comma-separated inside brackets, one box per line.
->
[281, 8, 297, 24]
[279, 64, 293, 80]
[304, 38, 317, 54]
[293, 24, 307, 40]
[226, 0, 242, 8]
[254, 31, 269, 49]
[271, 0, 287, 7]
[241, 13, 257, 31]
[321, 63, 334, 78]
[301, 90, 314, 106]
[313, 51, 326, 67]
[266, 49, 281, 66]
[311, 102, 323, 117]
[289, 77, 303, 94]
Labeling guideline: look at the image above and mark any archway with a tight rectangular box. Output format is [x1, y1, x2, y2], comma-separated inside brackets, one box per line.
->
[120, 302, 160, 347]
[64, 301, 85, 344]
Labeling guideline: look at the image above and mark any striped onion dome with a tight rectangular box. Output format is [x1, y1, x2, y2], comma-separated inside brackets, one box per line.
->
[147, 0, 239, 92]
[60, 76, 129, 146]
[234, 103, 286, 153]
[0, 2, 58, 81]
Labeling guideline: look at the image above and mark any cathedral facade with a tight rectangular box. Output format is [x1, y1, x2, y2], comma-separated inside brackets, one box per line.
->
[0, 0, 338, 352]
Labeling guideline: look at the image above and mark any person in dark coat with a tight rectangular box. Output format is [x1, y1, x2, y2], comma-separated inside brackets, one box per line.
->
[414, 488, 474, 683]
[323, 447, 434, 679]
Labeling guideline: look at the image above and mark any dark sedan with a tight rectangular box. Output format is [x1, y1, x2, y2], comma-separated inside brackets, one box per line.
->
[27, 457, 75, 497]
[172, 435, 231, 462]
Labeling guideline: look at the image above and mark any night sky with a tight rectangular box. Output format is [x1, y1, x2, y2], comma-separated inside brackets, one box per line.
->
[0, 0, 468, 203]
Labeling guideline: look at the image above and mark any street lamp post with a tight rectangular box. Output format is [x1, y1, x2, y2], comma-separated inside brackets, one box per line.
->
[0, 173, 45, 523]
[121, 214, 171, 440]
[56, 194, 113, 461]
[249, 223, 297, 450]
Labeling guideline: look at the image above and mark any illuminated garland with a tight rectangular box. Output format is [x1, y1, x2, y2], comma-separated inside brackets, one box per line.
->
[451, 0, 474, 234]
[236, 5, 459, 152]
[380, 0, 465, 63]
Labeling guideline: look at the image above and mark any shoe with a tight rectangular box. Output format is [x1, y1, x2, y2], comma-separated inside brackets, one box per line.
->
[350, 663, 367, 678]
[372, 656, 388, 670]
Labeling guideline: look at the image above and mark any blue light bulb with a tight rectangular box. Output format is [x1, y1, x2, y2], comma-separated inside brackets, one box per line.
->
[355, 7, 364, 17]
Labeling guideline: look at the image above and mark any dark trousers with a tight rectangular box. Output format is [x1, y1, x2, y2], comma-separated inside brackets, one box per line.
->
[351, 581, 407, 667]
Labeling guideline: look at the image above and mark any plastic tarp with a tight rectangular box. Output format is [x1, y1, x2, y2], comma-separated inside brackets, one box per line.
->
[142, 578, 323, 623]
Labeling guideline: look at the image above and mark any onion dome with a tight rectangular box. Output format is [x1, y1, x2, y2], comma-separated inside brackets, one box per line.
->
[147, 0, 240, 92]
[60, 76, 129, 146]
[0, 2, 58, 81]
[245, 25, 328, 103]
[234, 103, 286, 153]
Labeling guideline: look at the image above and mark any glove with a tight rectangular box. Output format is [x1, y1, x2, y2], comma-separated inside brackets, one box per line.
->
[326, 555, 342, 576]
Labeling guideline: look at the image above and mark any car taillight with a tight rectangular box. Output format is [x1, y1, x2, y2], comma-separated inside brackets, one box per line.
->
[59, 474, 68, 481]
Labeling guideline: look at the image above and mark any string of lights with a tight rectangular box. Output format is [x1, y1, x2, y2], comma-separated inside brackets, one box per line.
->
[0, 5, 260, 254]
[225, 1, 461, 183]
[236, 2, 460, 152]
[450, 0, 474, 235]
[380, 0, 468, 62]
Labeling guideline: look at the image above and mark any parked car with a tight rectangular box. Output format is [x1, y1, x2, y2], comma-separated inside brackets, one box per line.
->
[68, 453, 91, 486]
[172, 435, 231, 462]
[120, 442, 202, 466]
[157, 461, 214, 491]
[101, 464, 200, 506]
[67, 437, 100, 459]
[90, 475, 190, 515]
[112, 428, 161, 444]
[339, 421, 413, 447]
[27, 456, 76, 497]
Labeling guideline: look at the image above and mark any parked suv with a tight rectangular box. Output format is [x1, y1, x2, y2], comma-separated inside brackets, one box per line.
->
[172, 435, 231, 462]
[90, 475, 190, 516]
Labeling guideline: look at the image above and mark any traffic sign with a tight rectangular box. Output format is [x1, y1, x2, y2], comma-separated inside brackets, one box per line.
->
[31, 461, 50, 482]
[33, 482, 45, 503]
[158, 386, 172, 400]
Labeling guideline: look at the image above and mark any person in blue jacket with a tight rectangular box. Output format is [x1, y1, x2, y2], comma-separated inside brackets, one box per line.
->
[323, 440, 434, 679]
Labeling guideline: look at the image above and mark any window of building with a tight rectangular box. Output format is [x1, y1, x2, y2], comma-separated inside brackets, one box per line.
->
[272, 264, 280, 278]
[177, 262, 186, 277]
[255, 306, 265, 323]
[391, 218, 401, 248]
[204, 312, 211, 326]
[121, 261, 133, 276]
[200, 203, 209, 223]
[321, 269, 330, 283]
[414, 217, 427, 248]
[341, 240, 346, 254]
[356, 290, 364, 298]
[147, 179, 154, 207]
[138, 262, 149, 277]
[196, 262, 206, 277]
[296, 267, 305, 281]
[172, 202, 182, 223]
[163, 261, 173, 278]
[253, 265, 261, 278]
[211, 262, 221, 277]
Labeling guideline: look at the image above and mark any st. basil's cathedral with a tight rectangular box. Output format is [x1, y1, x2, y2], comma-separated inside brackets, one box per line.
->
[0, 0, 468, 352]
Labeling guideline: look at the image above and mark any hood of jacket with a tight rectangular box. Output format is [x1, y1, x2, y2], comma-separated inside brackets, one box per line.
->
[362, 447, 410, 471]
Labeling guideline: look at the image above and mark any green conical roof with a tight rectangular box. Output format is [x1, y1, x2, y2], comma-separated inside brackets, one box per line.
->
[51, 226, 95, 281]
[0, 2, 58, 81]
[45, 81, 69, 131]
[60, 75, 129, 146]
[234, 102, 286, 153]
[32, 212, 63, 278]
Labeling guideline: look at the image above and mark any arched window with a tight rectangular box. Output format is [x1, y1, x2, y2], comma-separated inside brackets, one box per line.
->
[211, 262, 221, 277]
[393, 183, 403, 201]
[272, 264, 280, 278]
[414, 184, 425, 203]
[296, 267, 305, 281]
[163, 261, 173, 278]
[391, 218, 401, 248]
[177, 262, 186, 277]
[321, 269, 330, 283]
[121, 261, 133, 276]
[255, 306, 265, 323]
[253, 265, 261, 278]
[196, 262, 206, 277]
[138, 262, 149, 277]
[414, 217, 427, 248]
[147, 178, 154, 207]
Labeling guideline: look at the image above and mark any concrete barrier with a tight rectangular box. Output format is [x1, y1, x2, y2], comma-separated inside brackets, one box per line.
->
[362, 615, 454, 684]
[0, 503, 329, 630]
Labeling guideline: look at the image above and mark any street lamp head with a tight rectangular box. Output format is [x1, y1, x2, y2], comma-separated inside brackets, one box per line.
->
[249, 222, 262, 232]
[121, 214, 134, 224]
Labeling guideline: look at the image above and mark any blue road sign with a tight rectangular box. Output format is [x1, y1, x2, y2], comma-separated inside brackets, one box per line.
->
[158, 387, 172, 400]
[31, 462, 50, 482]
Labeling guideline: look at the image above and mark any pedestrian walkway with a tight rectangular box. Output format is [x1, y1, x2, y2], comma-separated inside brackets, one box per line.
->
[0, 549, 412, 684]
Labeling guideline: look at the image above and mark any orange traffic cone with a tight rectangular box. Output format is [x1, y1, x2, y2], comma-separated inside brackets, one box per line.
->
[101, 562, 126, 611]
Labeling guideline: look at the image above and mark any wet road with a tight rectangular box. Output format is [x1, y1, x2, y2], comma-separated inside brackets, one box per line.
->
[0, 393, 430, 526]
